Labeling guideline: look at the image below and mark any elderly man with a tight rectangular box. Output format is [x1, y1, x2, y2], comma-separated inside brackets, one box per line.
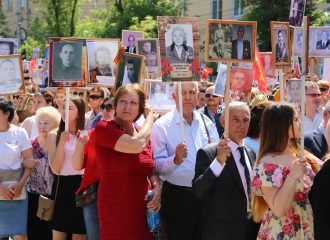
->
[151, 82, 219, 240]
[197, 85, 224, 138]
[305, 101, 330, 159]
[193, 102, 259, 240]
[304, 81, 322, 133]
[231, 26, 251, 60]
[275, 31, 288, 62]
[54, 43, 82, 80]
[90, 47, 114, 83]
[125, 34, 136, 53]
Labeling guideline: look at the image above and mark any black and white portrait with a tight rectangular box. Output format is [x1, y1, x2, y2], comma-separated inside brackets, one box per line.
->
[0, 56, 23, 95]
[275, 30, 288, 62]
[289, 0, 306, 27]
[231, 25, 252, 60]
[52, 41, 83, 81]
[122, 30, 144, 54]
[32, 69, 43, 85]
[316, 29, 330, 50]
[0, 38, 18, 55]
[148, 81, 175, 112]
[165, 24, 194, 64]
[286, 79, 301, 104]
[214, 63, 227, 97]
[87, 40, 119, 87]
[271, 22, 290, 65]
[136, 39, 160, 78]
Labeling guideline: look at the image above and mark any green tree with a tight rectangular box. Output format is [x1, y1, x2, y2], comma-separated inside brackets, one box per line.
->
[0, 4, 10, 37]
[242, 0, 319, 51]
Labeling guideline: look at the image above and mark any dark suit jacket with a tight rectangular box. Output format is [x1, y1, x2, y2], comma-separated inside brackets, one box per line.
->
[125, 46, 136, 54]
[316, 40, 330, 50]
[304, 127, 328, 160]
[192, 143, 259, 240]
[309, 160, 330, 240]
[197, 106, 224, 138]
[275, 43, 288, 62]
[231, 39, 251, 60]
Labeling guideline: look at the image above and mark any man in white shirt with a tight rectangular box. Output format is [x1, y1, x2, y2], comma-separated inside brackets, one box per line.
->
[192, 102, 260, 240]
[304, 81, 322, 133]
[150, 82, 218, 240]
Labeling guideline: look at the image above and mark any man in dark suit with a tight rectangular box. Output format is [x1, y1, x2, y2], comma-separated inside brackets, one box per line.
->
[275, 30, 288, 62]
[125, 34, 136, 53]
[231, 26, 251, 60]
[316, 30, 330, 50]
[193, 102, 260, 240]
[304, 101, 330, 159]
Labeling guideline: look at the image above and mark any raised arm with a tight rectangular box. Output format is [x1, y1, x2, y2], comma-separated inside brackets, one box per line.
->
[47, 131, 68, 175]
[72, 133, 90, 170]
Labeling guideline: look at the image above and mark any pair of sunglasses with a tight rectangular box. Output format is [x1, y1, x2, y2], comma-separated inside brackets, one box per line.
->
[13, 95, 20, 99]
[73, 91, 84, 96]
[319, 87, 329, 92]
[90, 95, 103, 100]
[101, 103, 113, 111]
[205, 93, 219, 98]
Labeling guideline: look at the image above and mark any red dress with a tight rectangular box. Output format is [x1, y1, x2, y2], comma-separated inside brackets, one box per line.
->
[95, 120, 154, 240]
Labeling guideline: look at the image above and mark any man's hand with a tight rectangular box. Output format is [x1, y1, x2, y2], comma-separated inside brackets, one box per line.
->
[174, 143, 188, 165]
[216, 138, 231, 165]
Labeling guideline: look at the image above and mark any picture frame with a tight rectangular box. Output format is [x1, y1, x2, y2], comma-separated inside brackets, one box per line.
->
[259, 52, 277, 85]
[49, 38, 87, 87]
[114, 52, 144, 92]
[0, 38, 18, 55]
[286, 78, 302, 104]
[136, 38, 161, 79]
[147, 80, 176, 112]
[289, 0, 306, 27]
[121, 30, 144, 54]
[0, 54, 24, 95]
[32, 69, 43, 85]
[86, 38, 120, 87]
[205, 20, 257, 63]
[229, 64, 254, 102]
[157, 16, 200, 82]
[309, 27, 330, 57]
[270, 21, 291, 66]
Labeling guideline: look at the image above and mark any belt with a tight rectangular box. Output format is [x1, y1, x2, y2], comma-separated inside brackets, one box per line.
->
[164, 181, 193, 192]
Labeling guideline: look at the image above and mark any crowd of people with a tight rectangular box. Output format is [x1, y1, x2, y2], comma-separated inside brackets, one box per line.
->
[0, 75, 330, 240]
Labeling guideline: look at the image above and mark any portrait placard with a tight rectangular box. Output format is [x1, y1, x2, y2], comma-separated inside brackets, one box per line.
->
[157, 16, 200, 82]
[205, 20, 256, 63]
[49, 38, 86, 87]
[115, 53, 144, 92]
[229, 65, 254, 102]
[259, 52, 276, 85]
[86, 39, 119, 87]
[0, 54, 24, 95]
[271, 22, 291, 66]
[214, 63, 227, 97]
[289, 0, 306, 27]
[136, 38, 161, 79]
[122, 30, 144, 54]
[286, 79, 302, 104]
[0, 38, 18, 55]
[147, 81, 175, 112]
[32, 69, 43, 85]
[22, 60, 30, 80]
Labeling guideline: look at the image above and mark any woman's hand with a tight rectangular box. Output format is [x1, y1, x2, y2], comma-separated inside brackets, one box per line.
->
[9, 182, 24, 198]
[59, 131, 70, 145]
[290, 158, 308, 180]
[0, 184, 14, 200]
[145, 183, 161, 212]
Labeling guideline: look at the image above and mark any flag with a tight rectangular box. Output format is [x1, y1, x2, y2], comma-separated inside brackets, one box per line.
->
[254, 48, 270, 95]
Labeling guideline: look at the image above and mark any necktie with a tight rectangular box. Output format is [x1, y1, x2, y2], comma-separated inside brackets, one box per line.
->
[238, 146, 251, 198]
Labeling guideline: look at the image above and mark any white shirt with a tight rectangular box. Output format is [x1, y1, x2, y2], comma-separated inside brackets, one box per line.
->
[85, 110, 97, 130]
[237, 40, 243, 59]
[150, 109, 219, 187]
[0, 125, 32, 170]
[210, 141, 253, 210]
[304, 108, 323, 133]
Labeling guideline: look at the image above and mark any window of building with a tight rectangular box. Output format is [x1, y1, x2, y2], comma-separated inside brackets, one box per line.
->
[234, 0, 244, 16]
[6, 0, 13, 10]
[21, 0, 27, 9]
[211, 0, 222, 19]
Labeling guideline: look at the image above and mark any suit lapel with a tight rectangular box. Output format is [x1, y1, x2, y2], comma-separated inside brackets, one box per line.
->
[226, 154, 245, 195]
[244, 146, 256, 166]
[313, 129, 324, 151]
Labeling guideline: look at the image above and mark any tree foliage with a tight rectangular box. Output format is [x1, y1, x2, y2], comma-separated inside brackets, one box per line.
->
[0, 5, 10, 37]
[242, 0, 320, 51]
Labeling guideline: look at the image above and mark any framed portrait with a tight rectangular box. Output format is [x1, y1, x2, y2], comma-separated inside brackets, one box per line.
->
[309, 27, 330, 57]
[86, 39, 120, 87]
[259, 52, 277, 85]
[214, 63, 227, 97]
[157, 16, 200, 82]
[286, 79, 302, 104]
[271, 22, 291, 66]
[136, 38, 161, 79]
[121, 30, 144, 54]
[229, 65, 254, 102]
[115, 53, 144, 91]
[289, 0, 306, 27]
[0, 54, 24, 95]
[0, 38, 18, 55]
[32, 69, 43, 85]
[22, 60, 30, 80]
[205, 20, 256, 63]
[49, 38, 87, 87]
[147, 81, 175, 112]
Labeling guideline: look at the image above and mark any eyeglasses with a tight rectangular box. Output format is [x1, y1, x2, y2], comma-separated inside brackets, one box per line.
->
[90, 95, 103, 100]
[13, 95, 19, 99]
[205, 93, 219, 98]
[306, 93, 321, 97]
[319, 87, 329, 92]
[73, 91, 84, 96]
[101, 103, 113, 112]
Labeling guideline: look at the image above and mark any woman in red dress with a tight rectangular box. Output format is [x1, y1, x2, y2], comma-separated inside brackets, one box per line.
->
[95, 84, 161, 240]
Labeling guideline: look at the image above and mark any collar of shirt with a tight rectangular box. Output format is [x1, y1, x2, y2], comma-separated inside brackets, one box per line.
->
[174, 109, 198, 125]
[319, 125, 326, 135]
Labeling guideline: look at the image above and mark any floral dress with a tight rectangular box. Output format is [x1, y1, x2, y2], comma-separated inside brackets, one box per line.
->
[251, 163, 315, 240]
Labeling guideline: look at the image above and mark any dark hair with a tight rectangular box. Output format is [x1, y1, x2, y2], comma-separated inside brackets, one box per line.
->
[34, 92, 54, 106]
[0, 99, 15, 122]
[114, 84, 145, 122]
[247, 102, 272, 138]
[56, 96, 85, 146]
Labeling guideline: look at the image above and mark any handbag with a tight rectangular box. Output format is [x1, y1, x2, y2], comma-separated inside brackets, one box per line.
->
[36, 175, 60, 221]
[75, 182, 98, 208]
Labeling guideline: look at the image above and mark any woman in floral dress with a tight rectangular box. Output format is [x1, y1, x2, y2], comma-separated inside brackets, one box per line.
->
[251, 103, 322, 240]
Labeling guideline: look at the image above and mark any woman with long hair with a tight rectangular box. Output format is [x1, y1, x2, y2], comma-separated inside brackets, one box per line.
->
[47, 97, 87, 240]
[251, 103, 321, 239]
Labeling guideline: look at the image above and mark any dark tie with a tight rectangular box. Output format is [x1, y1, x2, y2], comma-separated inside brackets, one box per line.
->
[238, 146, 251, 198]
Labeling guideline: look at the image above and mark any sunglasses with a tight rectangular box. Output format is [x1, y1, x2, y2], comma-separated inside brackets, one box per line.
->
[205, 93, 219, 98]
[90, 95, 102, 100]
[306, 93, 321, 97]
[13, 95, 19, 99]
[73, 91, 84, 96]
[319, 87, 329, 92]
[101, 103, 113, 112]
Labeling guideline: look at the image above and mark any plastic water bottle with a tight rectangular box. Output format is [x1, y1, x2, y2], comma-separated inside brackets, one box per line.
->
[146, 190, 161, 239]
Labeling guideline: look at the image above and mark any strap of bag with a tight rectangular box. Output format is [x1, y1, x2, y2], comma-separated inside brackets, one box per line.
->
[53, 174, 60, 202]
[199, 112, 212, 144]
